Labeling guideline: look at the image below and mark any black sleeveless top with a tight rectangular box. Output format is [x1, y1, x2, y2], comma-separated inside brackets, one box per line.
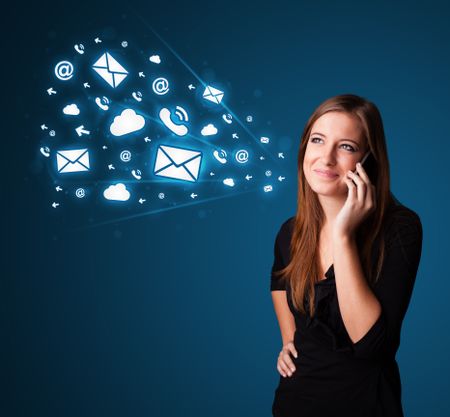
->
[270, 202, 423, 417]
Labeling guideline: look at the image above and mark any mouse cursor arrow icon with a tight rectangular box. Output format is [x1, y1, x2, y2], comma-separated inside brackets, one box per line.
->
[75, 125, 90, 137]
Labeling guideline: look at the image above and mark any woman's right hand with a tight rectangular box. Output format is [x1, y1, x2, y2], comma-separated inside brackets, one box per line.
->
[277, 341, 298, 377]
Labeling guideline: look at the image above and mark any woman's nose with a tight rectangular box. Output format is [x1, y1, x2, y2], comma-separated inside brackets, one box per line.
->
[320, 149, 337, 164]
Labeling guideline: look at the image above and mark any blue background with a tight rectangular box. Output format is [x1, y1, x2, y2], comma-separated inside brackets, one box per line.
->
[7, 0, 449, 416]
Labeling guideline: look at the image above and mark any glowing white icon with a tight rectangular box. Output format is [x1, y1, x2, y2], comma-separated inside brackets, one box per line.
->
[264, 185, 273, 192]
[56, 149, 90, 173]
[260, 136, 270, 144]
[158, 193, 165, 199]
[62, 103, 80, 115]
[75, 188, 85, 198]
[235, 149, 249, 164]
[154, 144, 202, 182]
[95, 96, 110, 111]
[246, 115, 253, 122]
[265, 170, 272, 177]
[120, 150, 131, 162]
[55, 61, 74, 80]
[103, 183, 130, 201]
[131, 169, 142, 180]
[213, 149, 227, 164]
[121, 41, 128, 48]
[132, 91, 142, 102]
[75, 125, 90, 137]
[159, 106, 189, 136]
[40, 147, 50, 157]
[110, 109, 145, 137]
[152, 77, 169, 95]
[149, 55, 161, 64]
[201, 123, 218, 136]
[74, 44, 84, 54]
[92, 52, 128, 88]
[203, 85, 224, 104]
[222, 113, 233, 124]
[223, 178, 235, 187]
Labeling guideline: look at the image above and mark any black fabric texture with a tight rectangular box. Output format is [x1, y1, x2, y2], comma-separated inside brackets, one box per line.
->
[270, 201, 423, 417]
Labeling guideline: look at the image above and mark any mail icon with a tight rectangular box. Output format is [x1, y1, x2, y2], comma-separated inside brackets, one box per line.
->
[153, 144, 202, 182]
[202, 85, 224, 104]
[56, 148, 90, 173]
[92, 52, 128, 88]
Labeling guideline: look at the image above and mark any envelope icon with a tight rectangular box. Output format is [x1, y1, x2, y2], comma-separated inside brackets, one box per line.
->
[92, 52, 128, 88]
[56, 148, 90, 173]
[202, 85, 224, 104]
[153, 144, 202, 182]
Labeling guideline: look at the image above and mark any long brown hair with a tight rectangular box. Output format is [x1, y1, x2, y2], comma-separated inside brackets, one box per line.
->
[275, 94, 395, 316]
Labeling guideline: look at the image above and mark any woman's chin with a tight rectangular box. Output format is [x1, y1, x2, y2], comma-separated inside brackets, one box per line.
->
[310, 184, 347, 197]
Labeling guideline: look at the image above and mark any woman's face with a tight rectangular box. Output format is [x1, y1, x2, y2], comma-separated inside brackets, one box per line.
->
[303, 111, 368, 197]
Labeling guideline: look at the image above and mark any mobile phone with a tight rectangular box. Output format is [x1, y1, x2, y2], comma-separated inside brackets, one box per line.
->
[354, 150, 377, 182]
[360, 151, 371, 167]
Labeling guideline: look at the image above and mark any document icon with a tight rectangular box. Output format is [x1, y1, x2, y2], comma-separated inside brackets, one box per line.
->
[153, 144, 202, 182]
[202, 85, 224, 104]
[92, 52, 128, 88]
[56, 148, 90, 173]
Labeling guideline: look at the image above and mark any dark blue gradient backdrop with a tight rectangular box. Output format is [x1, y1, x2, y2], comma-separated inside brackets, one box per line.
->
[7, 1, 449, 416]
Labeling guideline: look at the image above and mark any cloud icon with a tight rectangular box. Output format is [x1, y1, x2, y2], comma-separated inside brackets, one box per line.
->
[110, 108, 145, 136]
[149, 55, 161, 64]
[201, 123, 218, 136]
[63, 103, 80, 115]
[103, 183, 130, 201]
[223, 178, 235, 187]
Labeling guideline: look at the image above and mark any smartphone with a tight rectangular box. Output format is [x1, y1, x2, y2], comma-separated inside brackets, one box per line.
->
[360, 151, 371, 167]
[354, 150, 377, 182]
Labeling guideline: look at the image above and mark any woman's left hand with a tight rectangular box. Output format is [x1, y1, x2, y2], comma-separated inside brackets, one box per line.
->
[333, 162, 376, 239]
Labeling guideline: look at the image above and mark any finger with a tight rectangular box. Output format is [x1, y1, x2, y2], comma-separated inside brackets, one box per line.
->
[282, 351, 296, 371]
[344, 175, 357, 201]
[282, 355, 296, 373]
[286, 343, 298, 359]
[347, 171, 365, 204]
[355, 162, 371, 185]
[287, 343, 298, 359]
[278, 359, 292, 376]
[278, 360, 289, 378]
[277, 363, 287, 377]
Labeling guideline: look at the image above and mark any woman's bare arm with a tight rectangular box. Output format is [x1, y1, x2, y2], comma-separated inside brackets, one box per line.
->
[271, 290, 296, 345]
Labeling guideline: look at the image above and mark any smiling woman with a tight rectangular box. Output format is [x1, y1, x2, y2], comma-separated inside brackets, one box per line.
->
[270, 94, 423, 417]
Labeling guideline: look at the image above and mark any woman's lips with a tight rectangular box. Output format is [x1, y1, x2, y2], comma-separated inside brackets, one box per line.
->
[313, 169, 339, 179]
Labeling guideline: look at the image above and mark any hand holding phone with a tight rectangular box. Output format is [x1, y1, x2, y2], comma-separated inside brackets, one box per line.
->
[359, 150, 371, 168]
[352, 150, 372, 175]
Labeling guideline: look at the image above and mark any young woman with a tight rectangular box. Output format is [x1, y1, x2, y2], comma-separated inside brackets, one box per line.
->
[270, 94, 423, 417]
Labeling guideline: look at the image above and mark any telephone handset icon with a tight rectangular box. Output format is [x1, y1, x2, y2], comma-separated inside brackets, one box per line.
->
[95, 96, 110, 111]
[213, 149, 227, 164]
[159, 106, 189, 137]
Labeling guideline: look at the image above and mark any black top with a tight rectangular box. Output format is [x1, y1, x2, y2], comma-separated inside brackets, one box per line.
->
[270, 202, 423, 417]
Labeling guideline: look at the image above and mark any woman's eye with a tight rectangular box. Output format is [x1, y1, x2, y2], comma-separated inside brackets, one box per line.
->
[310, 137, 355, 152]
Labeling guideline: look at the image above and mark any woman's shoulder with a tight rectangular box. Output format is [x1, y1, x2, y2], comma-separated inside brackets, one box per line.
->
[278, 216, 295, 236]
[384, 200, 421, 227]
[274, 216, 295, 247]
[383, 200, 423, 248]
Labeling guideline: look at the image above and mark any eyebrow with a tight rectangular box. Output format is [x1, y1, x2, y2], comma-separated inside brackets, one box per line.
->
[310, 132, 360, 146]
